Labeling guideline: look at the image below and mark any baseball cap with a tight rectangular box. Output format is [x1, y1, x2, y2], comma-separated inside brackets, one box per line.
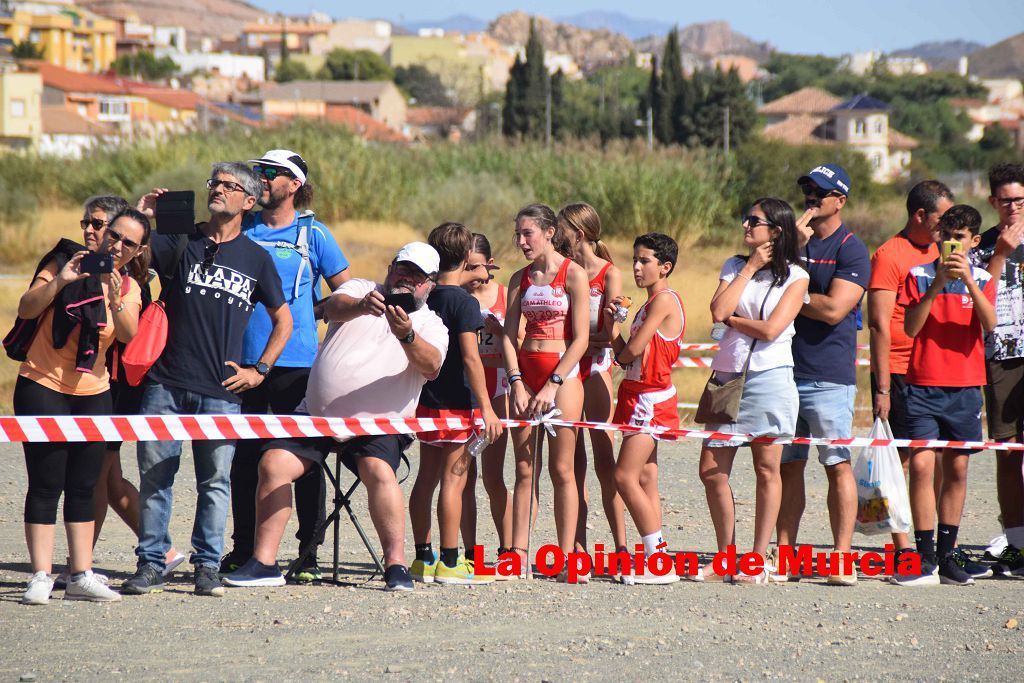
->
[394, 242, 440, 276]
[798, 163, 851, 196]
[248, 149, 308, 185]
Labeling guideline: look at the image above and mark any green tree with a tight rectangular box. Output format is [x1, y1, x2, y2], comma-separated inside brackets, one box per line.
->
[394, 65, 451, 106]
[274, 58, 311, 83]
[320, 48, 393, 81]
[691, 67, 758, 150]
[502, 54, 528, 137]
[501, 18, 550, 140]
[979, 123, 1013, 152]
[761, 53, 840, 101]
[111, 51, 179, 81]
[11, 40, 45, 60]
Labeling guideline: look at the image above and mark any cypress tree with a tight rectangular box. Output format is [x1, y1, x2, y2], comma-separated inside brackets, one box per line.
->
[523, 18, 548, 138]
[503, 54, 527, 137]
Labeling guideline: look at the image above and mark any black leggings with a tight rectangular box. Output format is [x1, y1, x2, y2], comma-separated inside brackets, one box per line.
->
[14, 376, 111, 524]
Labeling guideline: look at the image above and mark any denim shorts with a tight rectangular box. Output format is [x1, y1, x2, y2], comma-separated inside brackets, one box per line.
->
[704, 366, 798, 448]
[904, 384, 983, 443]
[781, 379, 856, 466]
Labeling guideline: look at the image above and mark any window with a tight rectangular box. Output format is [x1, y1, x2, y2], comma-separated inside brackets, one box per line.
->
[98, 99, 128, 119]
[874, 119, 884, 134]
[855, 119, 866, 136]
[10, 99, 25, 117]
[871, 154, 882, 168]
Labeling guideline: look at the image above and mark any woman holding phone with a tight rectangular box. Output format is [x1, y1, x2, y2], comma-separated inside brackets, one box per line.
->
[15, 209, 151, 604]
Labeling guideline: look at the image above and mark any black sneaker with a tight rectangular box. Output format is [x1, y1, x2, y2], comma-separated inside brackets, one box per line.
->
[891, 552, 939, 586]
[194, 565, 226, 597]
[292, 555, 323, 583]
[990, 544, 1024, 577]
[938, 553, 975, 586]
[384, 564, 413, 592]
[121, 565, 166, 595]
[219, 549, 249, 575]
[224, 558, 286, 588]
[951, 547, 992, 579]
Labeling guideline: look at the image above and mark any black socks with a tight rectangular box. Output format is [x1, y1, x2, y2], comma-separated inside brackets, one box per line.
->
[415, 544, 434, 563]
[937, 524, 959, 560]
[440, 548, 459, 568]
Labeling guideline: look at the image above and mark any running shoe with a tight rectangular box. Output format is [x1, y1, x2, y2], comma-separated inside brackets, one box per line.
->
[384, 565, 414, 592]
[989, 545, 1024, 577]
[891, 554, 939, 586]
[121, 565, 166, 595]
[434, 556, 495, 585]
[938, 553, 975, 586]
[951, 548, 992, 579]
[219, 549, 249, 575]
[983, 534, 1008, 562]
[194, 565, 226, 597]
[223, 558, 286, 588]
[292, 555, 323, 583]
[410, 556, 438, 583]
[66, 570, 122, 602]
[22, 571, 54, 605]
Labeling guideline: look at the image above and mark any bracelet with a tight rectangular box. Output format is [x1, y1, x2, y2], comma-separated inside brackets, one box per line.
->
[508, 373, 523, 385]
[112, 302, 125, 313]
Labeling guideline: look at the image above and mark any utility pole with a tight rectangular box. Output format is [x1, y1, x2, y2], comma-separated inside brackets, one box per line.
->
[646, 105, 653, 151]
[545, 72, 552, 147]
[723, 105, 730, 156]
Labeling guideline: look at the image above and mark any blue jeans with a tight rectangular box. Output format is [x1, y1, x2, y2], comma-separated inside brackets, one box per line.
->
[781, 379, 856, 466]
[135, 382, 240, 571]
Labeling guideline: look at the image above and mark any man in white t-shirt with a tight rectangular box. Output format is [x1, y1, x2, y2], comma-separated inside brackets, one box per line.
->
[224, 242, 449, 592]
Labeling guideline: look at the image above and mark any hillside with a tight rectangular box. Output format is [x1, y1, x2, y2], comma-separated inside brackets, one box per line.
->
[488, 11, 635, 69]
[80, 0, 271, 47]
[891, 39, 984, 71]
[634, 21, 773, 62]
[555, 11, 673, 41]
[966, 32, 1024, 78]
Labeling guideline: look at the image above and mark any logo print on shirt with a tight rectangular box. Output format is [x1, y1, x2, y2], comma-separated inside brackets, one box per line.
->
[185, 263, 256, 311]
[551, 286, 565, 298]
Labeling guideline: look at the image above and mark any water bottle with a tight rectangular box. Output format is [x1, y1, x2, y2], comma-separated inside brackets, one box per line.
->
[613, 304, 629, 323]
[467, 433, 489, 458]
[710, 322, 728, 341]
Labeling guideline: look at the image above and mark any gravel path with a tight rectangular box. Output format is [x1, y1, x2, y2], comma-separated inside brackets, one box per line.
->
[1, 438, 1021, 681]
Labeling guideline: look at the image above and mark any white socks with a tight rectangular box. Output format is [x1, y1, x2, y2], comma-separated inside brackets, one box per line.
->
[1005, 526, 1024, 549]
[641, 530, 666, 557]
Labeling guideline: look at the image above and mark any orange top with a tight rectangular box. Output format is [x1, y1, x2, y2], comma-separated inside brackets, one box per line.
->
[19, 270, 142, 396]
[868, 232, 938, 375]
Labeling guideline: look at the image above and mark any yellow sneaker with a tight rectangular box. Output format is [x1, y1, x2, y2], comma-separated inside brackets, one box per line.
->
[434, 556, 495, 585]
[410, 557, 437, 583]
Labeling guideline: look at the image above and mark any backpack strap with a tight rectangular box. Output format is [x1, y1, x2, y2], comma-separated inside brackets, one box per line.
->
[251, 210, 315, 302]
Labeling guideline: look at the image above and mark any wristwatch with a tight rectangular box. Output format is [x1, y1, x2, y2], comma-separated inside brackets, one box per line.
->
[550, 373, 564, 386]
[255, 361, 271, 376]
[399, 330, 416, 345]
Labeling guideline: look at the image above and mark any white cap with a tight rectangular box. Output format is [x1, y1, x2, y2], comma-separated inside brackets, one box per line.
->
[394, 242, 440, 276]
[248, 149, 307, 185]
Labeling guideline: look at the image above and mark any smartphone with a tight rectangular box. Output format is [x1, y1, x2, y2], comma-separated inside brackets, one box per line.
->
[383, 292, 417, 313]
[80, 252, 113, 274]
[941, 240, 962, 261]
[155, 190, 196, 235]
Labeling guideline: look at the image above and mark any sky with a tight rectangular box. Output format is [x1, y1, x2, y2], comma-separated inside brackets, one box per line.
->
[250, 0, 1023, 56]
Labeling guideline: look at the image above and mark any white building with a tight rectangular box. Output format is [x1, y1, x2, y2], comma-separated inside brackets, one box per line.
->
[158, 49, 266, 81]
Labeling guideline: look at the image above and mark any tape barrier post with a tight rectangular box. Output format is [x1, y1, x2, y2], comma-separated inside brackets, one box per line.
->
[1, 413, 1023, 451]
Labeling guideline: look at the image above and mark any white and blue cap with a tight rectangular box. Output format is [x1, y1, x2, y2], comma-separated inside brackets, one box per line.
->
[394, 242, 440, 277]
[248, 149, 308, 185]
[798, 163, 851, 196]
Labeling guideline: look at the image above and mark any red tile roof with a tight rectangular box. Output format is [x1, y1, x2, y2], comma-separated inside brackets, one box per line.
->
[760, 87, 843, 116]
[324, 106, 409, 143]
[41, 106, 118, 136]
[406, 106, 472, 127]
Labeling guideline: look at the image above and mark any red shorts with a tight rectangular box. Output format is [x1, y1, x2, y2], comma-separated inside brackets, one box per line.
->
[613, 385, 678, 438]
[579, 348, 613, 382]
[517, 350, 579, 394]
[415, 405, 477, 444]
[484, 366, 509, 399]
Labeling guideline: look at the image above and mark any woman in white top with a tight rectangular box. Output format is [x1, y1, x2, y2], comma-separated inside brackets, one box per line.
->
[697, 197, 809, 584]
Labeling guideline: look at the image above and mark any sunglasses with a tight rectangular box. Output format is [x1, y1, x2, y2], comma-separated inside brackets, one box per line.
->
[800, 184, 842, 199]
[742, 215, 775, 230]
[253, 164, 294, 181]
[80, 218, 108, 231]
[207, 178, 248, 194]
[201, 241, 219, 274]
[107, 228, 141, 250]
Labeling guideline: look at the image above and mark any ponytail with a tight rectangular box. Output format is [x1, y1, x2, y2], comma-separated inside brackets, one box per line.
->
[556, 202, 612, 264]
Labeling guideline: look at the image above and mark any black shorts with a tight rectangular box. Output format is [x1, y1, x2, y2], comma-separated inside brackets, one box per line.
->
[871, 373, 910, 439]
[261, 433, 413, 477]
[984, 357, 1024, 441]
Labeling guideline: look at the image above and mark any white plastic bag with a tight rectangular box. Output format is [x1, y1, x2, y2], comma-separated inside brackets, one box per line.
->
[854, 418, 911, 535]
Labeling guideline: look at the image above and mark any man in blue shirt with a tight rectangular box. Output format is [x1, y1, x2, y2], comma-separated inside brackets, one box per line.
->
[220, 149, 351, 581]
[776, 164, 871, 585]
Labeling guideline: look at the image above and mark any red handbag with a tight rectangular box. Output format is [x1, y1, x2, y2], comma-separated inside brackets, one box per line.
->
[120, 234, 188, 387]
[121, 300, 167, 386]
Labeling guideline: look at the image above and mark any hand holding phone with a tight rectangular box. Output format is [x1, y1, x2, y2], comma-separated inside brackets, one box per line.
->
[383, 292, 417, 313]
[80, 252, 114, 274]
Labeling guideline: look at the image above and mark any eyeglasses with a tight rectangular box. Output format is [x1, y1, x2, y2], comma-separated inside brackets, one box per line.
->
[800, 184, 842, 199]
[253, 164, 293, 181]
[392, 262, 433, 284]
[201, 241, 219, 274]
[207, 178, 248, 194]
[80, 218, 108, 231]
[996, 196, 1024, 209]
[743, 215, 775, 230]
[107, 228, 140, 251]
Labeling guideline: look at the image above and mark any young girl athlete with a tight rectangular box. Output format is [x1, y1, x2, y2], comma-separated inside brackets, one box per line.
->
[608, 233, 685, 585]
[559, 203, 628, 561]
[502, 204, 590, 578]
[460, 234, 513, 563]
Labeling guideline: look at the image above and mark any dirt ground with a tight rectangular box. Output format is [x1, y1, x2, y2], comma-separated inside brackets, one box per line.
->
[1, 437, 1022, 681]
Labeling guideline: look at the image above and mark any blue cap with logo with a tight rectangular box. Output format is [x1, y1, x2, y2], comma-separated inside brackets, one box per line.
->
[798, 164, 851, 196]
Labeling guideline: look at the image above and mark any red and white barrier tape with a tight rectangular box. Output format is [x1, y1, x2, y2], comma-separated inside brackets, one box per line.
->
[1, 414, 1021, 451]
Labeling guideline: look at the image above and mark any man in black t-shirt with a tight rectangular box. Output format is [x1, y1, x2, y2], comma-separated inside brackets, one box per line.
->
[122, 163, 292, 598]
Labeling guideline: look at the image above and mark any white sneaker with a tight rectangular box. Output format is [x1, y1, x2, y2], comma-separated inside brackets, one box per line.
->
[65, 570, 122, 602]
[22, 571, 54, 605]
[163, 552, 187, 577]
